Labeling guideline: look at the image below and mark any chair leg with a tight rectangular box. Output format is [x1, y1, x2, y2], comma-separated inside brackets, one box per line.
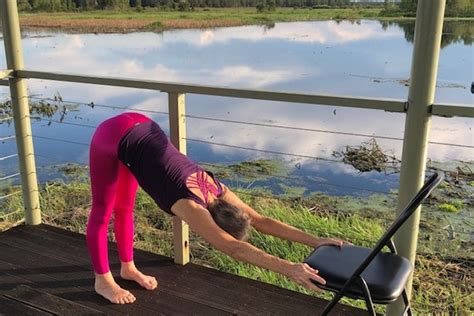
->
[401, 289, 412, 316]
[358, 276, 376, 316]
[321, 292, 344, 316]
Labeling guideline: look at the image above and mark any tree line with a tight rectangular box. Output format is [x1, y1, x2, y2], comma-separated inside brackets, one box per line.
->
[16, 0, 474, 16]
[15, 0, 365, 11]
[381, 20, 473, 47]
[383, 0, 473, 17]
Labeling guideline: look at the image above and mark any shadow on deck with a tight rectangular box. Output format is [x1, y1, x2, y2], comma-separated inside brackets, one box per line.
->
[0, 224, 365, 315]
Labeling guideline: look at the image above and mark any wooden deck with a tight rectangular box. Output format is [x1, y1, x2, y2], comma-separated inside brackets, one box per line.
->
[0, 224, 365, 315]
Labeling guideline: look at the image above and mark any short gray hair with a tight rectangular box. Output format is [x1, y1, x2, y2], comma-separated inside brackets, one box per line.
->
[208, 198, 251, 240]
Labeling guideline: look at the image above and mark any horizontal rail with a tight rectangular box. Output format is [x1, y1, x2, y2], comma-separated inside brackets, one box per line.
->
[0, 172, 20, 181]
[0, 135, 15, 142]
[33, 135, 89, 146]
[0, 80, 8, 86]
[0, 154, 18, 161]
[432, 103, 474, 118]
[186, 137, 343, 163]
[28, 96, 169, 116]
[0, 69, 13, 79]
[16, 70, 407, 113]
[0, 190, 22, 200]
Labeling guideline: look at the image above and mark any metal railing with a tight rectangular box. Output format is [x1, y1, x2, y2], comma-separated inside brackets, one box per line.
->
[1, 0, 471, 315]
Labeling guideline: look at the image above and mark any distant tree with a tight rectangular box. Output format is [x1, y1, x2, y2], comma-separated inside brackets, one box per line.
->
[130, 0, 142, 6]
[30, 0, 63, 11]
[399, 0, 473, 17]
[399, 0, 416, 14]
[267, 0, 275, 10]
[97, 0, 128, 8]
[75, 0, 97, 9]
[17, 0, 33, 11]
[381, 0, 398, 16]
[61, 0, 76, 10]
[446, 0, 474, 17]
[389, 20, 472, 47]
[178, 0, 190, 10]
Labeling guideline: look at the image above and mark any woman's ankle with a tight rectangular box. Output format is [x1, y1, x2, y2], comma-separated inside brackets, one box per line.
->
[121, 261, 138, 273]
[95, 271, 115, 284]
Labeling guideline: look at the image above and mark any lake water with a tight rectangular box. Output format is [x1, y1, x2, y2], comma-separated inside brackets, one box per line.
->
[0, 20, 473, 196]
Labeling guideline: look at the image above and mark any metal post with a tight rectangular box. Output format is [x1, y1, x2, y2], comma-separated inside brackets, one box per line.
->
[386, 1, 446, 315]
[1, 0, 41, 225]
[168, 92, 190, 265]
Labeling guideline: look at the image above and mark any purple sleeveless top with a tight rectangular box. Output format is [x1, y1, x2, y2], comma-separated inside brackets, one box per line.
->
[117, 121, 223, 214]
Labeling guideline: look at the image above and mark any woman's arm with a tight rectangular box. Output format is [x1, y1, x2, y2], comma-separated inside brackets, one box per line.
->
[222, 186, 344, 249]
[171, 200, 325, 291]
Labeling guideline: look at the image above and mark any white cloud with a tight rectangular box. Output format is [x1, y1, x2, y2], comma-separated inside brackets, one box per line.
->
[163, 20, 399, 46]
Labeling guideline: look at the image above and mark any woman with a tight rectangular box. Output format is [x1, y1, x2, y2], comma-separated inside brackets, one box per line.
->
[87, 112, 345, 304]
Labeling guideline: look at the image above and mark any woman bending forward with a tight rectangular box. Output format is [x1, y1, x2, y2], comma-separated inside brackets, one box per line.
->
[86, 112, 345, 304]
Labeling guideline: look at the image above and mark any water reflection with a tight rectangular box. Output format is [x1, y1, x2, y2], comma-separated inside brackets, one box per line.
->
[0, 20, 472, 194]
[381, 20, 474, 48]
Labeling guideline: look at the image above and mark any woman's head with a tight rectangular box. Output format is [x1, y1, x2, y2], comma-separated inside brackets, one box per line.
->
[208, 198, 251, 241]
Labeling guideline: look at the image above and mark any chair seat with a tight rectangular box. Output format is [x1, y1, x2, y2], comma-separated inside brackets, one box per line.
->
[304, 245, 413, 304]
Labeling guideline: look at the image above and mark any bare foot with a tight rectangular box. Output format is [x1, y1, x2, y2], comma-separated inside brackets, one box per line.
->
[120, 261, 158, 290]
[95, 272, 136, 304]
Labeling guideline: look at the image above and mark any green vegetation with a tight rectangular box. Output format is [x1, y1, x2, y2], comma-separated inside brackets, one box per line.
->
[332, 138, 399, 173]
[438, 203, 459, 213]
[1, 167, 472, 313]
[18, 0, 353, 12]
[205, 159, 286, 180]
[382, 0, 473, 17]
[382, 20, 473, 48]
[18, 7, 386, 33]
[1, 94, 78, 125]
[438, 200, 463, 213]
[15, 0, 474, 18]
[13, 2, 472, 33]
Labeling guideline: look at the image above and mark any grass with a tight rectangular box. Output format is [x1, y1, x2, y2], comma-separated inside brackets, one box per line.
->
[438, 201, 463, 213]
[17, 7, 394, 33]
[16, 7, 473, 34]
[1, 176, 472, 314]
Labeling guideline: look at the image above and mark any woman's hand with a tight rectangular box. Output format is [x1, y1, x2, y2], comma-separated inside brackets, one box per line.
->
[313, 238, 348, 249]
[286, 263, 326, 292]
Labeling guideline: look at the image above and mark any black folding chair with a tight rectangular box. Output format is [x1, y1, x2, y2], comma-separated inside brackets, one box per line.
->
[304, 172, 444, 316]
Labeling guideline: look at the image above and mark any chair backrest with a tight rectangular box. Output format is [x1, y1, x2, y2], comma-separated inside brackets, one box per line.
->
[348, 171, 444, 279]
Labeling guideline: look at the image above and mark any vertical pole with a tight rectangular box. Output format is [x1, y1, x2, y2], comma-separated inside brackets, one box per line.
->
[168, 92, 190, 265]
[1, 0, 41, 225]
[386, 1, 445, 315]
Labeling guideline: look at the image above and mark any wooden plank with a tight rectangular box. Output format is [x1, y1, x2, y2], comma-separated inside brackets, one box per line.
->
[0, 243, 157, 315]
[0, 260, 131, 315]
[6, 225, 357, 314]
[2, 225, 237, 314]
[0, 236, 234, 315]
[3, 227, 281, 314]
[0, 229, 235, 315]
[4, 225, 365, 315]
[0, 296, 52, 316]
[168, 92, 190, 266]
[4, 285, 104, 315]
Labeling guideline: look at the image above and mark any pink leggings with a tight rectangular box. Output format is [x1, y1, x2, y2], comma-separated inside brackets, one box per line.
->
[86, 112, 151, 274]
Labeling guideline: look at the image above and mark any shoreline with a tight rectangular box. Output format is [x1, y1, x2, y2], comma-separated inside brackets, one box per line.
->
[15, 8, 473, 34]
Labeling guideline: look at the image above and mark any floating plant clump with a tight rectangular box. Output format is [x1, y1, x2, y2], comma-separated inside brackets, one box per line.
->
[333, 138, 400, 173]
[0, 92, 79, 125]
